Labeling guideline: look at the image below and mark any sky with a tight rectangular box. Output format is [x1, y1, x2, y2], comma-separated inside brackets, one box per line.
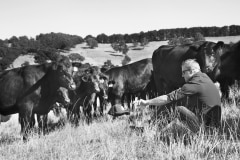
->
[0, 0, 239, 39]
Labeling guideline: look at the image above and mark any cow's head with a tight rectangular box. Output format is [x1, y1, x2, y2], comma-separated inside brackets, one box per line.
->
[56, 87, 71, 106]
[188, 41, 225, 81]
[98, 77, 109, 100]
[51, 56, 76, 90]
[73, 65, 107, 95]
[81, 73, 101, 93]
[220, 41, 240, 79]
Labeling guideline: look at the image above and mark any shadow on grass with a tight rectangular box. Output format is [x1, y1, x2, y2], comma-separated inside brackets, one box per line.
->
[109, 54, 123, 57]
[131, 47, 144, 50]
[81, 46, 91, 49]
[105, 51, 116, 53]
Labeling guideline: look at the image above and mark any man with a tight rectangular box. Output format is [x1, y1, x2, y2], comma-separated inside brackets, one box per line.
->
[134, 59, 221, 134]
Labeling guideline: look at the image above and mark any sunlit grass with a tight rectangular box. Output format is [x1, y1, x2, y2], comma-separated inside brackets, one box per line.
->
[1, 84, 240, 159]
[1, 103, 240, 160]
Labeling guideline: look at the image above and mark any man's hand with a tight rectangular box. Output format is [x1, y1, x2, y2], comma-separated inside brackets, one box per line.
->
[133, 99, 149, 108]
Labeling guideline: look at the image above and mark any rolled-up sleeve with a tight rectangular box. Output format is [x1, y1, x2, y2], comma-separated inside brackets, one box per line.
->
[167, 88, 186, 101]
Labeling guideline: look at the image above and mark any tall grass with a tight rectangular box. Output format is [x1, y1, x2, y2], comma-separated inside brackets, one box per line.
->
[1, 109, 240, 160]
[1, 84, 240, 159]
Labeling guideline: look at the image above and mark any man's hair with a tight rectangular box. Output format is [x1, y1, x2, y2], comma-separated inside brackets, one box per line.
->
[182, 59, 200, 72]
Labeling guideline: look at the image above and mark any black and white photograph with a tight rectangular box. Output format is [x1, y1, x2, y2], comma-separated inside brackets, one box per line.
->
[0, 0, 240, 159]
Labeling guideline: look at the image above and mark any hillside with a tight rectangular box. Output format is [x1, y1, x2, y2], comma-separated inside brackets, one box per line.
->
[11, 35, 240, 68]
[61, 35, 240, 66]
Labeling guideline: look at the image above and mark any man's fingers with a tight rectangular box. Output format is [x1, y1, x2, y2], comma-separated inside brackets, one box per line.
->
[133, 100, 139, 106]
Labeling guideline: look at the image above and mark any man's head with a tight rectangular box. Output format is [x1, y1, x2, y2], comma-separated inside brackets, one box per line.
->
[182, 59, 201, 82]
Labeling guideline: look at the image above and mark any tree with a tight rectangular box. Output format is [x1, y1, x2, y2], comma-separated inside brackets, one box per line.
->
[86, 37, 98, 49]
[101, 60, 115, 72]
[69, 53, 85, 62]
[194, 32, 205, 42]
[140, 37, 149, 47]
[121, 55, 131, 66]
[111, 41, 129, 54]
[96, 33, 109, 43]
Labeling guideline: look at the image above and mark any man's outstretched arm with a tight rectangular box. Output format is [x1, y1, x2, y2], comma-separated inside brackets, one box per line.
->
[134, 95, 169, 107]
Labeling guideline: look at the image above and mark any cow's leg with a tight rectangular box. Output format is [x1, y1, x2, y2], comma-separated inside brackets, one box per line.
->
[126, 93, 132, 110]
[19, 103, 34, 141]
[37, 114, 48, 135]
[75, 106, 80, 126]
[67, 104, 79, 126]
[93, 95, 98, 117]
[29, 114, 36, 129]
[98, 96, 104, 116]
[83, 105, 91, 125]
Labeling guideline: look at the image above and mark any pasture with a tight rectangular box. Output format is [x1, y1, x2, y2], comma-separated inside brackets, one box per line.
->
[1, 36, 240, 159]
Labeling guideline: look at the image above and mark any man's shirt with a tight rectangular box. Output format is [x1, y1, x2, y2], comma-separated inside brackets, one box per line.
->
[167, 72, 221, 116]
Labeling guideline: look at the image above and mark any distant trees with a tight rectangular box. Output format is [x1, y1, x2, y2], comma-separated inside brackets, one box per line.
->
[69, 53, 85, 62]
[0, 32, 84, 69]
[168, 32, 205, 45]
[101, 60, 115, 72]
[111, 41, 129, 54]
[140, 37, 149, 47]
[36, 32, 84, 50]
[194, 32, 205, 41]
[121, 55, 131, 66]
[83, 25, 240, 44]
[1, 25, 240, 70]
[96, 33, 109, 43]
[0, 46, 29, 70]
[86, 37, 98, 49]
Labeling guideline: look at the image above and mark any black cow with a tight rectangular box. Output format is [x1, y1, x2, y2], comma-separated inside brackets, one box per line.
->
[93, 79, 108, 117]
[152, 41, 226, 96]
[104, 58, 154, 117]
[219, 41, 240, 91]
[0, 57, 76, 140]
[36, 87, 70, 133]
[67, 65, 103, 125]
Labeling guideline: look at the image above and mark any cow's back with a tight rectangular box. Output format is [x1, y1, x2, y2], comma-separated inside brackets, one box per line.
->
[0, 65, 46, 114]
[152, 45, 190, 94]
[106, 58, 153, 94]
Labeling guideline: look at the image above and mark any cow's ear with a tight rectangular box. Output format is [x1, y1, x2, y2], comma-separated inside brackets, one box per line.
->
[72, 62, 82, 68]
[214, 41, 224, 50]
[99, 74, 108, 81]
[82, 76, 89, 82]
[189, 45, 201, 52]
[52, 62, 59, 70]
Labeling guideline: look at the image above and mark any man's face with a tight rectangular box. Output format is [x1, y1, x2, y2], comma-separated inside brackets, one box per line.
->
[182, 66, 192, 82]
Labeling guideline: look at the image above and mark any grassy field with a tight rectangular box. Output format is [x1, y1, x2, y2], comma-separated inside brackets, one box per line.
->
[60, 35, 240, 67]
[1, 35, 240, 159]
[1, 106, 240, 160]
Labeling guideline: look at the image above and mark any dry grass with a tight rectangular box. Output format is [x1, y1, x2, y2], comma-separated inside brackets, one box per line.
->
[0, 109, 240, 160]
[1, 36, 240, 159]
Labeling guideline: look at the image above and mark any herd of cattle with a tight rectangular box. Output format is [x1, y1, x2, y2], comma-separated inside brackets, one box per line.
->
[0, 40, 240, 140]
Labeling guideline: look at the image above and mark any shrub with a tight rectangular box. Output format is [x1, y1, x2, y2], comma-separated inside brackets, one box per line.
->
[111, 41, 129, 54]
[86, 38, 98, 49]
[168, 37, 193, 45]
[194, 32, 205, 42]
[101, 60, 115, 72]
[140, 37, 149, 46]
[69, 53, 85, 62]
[121, 55, 131, 66]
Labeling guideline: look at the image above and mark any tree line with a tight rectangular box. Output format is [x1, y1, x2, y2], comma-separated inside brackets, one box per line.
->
[0, 33, 84, 70]
[95, 25, 240, 43]
[0, 25, 240, 70]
